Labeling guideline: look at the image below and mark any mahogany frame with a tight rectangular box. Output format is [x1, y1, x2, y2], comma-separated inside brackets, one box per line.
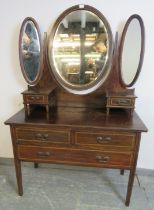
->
[19, 17, 43, 86]
[119, 14, 145, 87]
[47, 4, 114, 95]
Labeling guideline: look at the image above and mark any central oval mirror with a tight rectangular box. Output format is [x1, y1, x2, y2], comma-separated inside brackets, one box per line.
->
[48, 5, 113, 94]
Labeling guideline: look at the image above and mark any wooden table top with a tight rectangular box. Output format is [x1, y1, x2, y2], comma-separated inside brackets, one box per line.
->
[5, 107, 147, 132]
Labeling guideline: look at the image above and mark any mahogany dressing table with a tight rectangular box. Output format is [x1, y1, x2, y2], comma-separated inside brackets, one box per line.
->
[5, 5, 147, 206]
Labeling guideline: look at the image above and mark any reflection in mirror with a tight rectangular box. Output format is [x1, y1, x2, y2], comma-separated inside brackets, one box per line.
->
[51, 8, 111, 91]
[21, 20, 40, 82]
[120, 15, 145, 87]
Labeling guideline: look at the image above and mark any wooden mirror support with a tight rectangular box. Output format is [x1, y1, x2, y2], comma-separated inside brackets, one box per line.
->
[19, 18, 56, 118]
[106, 32, 136, 116]
[106, 13, 145, 115]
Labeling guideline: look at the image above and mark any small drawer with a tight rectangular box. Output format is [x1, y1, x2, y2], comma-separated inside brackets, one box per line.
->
[15, 128, 70, 145]
[17, 145, 133, 168]
[110, 98, 133, 107]
[75, 131, 135, 151]
[25, 95, 45, 104]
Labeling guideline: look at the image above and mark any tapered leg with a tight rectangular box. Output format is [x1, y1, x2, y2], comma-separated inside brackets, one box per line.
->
[34, 163, 39, 168]
[120, 169, 124, 175]
[14, 159, 23, 196]
[46, 105, 49, 113]
[125, 169, 136, 206]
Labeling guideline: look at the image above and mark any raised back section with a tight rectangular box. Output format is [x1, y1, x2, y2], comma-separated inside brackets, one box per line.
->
[54, 33, 132, 109]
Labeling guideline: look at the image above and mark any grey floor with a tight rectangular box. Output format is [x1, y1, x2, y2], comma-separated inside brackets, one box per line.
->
[0, 159, 154, 210]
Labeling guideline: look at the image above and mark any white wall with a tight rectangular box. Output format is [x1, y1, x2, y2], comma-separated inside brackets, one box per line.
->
[0, 0, 153, 169]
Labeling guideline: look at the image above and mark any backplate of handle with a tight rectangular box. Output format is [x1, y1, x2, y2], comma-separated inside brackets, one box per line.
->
[96, 136, 112, 143]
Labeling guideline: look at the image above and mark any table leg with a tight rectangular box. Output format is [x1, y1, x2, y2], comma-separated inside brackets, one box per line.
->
[14, 159, 23, 196]
[125, 133, 141, 206]
[125, 169, 136, 206]
[120, 169, 124, 175]
[46, 105, 49, 113]
[34, 163, 39, 168]
[107, 107, 110, 115]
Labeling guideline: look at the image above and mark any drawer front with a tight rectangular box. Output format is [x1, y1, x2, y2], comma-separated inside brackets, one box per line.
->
[25, 95, 46, 104]
[75, 131, 135, 151]
[17, 145, 133, 168]
[110, 98, 134, 107]
[15, 128, 70, 145]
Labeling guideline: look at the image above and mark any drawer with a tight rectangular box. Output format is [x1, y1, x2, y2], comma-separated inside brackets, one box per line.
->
[25, 95, 46, 104]
[15, 128, 70, 146]
[75, 131, 135, 151]
[110, 98, 134, 107]
[17, 145, 133, 168]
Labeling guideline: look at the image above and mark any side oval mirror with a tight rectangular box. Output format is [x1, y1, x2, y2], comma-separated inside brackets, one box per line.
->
[119, 14, 145, 87]
[19, 17, 43, 86]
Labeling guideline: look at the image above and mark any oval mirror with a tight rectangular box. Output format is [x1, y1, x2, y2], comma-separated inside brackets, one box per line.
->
[48, 5, 113, 94]
[19, 17, 43, 86]
[119, 14, 145, 87]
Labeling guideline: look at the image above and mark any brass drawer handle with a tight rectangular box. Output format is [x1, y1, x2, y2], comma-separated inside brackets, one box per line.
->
[30, 96, 35, 100]
[35, 133, 42, 139]
[35, 133, 49, 141]
[29, 96, 41, 100]
[96, 155, 111, 163]
[117, 99, 130, 105]
[96, 136, 111, 143]
[43, 134, 49, 140]
[37, 151, 51, 157]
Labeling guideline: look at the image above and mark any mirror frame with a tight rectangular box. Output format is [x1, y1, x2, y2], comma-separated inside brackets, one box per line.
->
[119, 14, 145, 87]
[48, 5, 113, 95]
[19, 17, 43, 86]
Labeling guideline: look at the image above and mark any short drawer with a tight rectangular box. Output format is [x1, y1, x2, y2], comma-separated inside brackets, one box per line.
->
[15, 128, 70, 145]
[75, 131, 136, 151]
[17, 145, 133, 168]
[25, 95, 45, 104]
[110, 98, 134, 107]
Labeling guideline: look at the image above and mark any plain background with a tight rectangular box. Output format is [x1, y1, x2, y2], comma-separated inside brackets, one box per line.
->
[0, 0, 153, 169]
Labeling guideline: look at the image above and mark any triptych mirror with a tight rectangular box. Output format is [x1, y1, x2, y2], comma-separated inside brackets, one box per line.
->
[19, 17, 43, 86]
[18, 4, 145, 115]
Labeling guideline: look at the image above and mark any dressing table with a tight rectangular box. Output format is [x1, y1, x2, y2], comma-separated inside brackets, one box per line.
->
[5, 5, 147, 206]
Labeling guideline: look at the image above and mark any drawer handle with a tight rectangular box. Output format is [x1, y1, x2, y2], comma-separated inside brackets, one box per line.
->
[35, 133, 42, 139]
[30, 96, 35, 100]
[29, 96, 40, 100]
[37, 151, 51, 157]
[96, 136, 111, 143]
[96, 155, 111, 163]
[117, 99, 129, 105]
[35, 133, 49, 141]
[43, 134, 49, 140]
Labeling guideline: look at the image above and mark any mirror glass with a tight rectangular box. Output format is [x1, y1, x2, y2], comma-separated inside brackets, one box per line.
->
[120, 15, 144, 86]
[48, 6, 113, 94]
[20, 19, 41, 84]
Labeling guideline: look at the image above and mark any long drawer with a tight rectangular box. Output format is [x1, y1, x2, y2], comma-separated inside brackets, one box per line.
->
[15, 127, 70, 146]
[75, 131, 136, 151]
[17, 145, 133, 168]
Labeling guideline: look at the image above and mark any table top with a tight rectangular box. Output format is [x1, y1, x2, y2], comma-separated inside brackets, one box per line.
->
[5, 107, 147, 132]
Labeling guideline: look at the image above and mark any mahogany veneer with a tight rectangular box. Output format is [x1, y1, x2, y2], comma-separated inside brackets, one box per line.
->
[5, 107, 147, 206]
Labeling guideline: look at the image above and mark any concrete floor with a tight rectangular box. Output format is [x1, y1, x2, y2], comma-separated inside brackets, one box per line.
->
[0, 159, 154, 210]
